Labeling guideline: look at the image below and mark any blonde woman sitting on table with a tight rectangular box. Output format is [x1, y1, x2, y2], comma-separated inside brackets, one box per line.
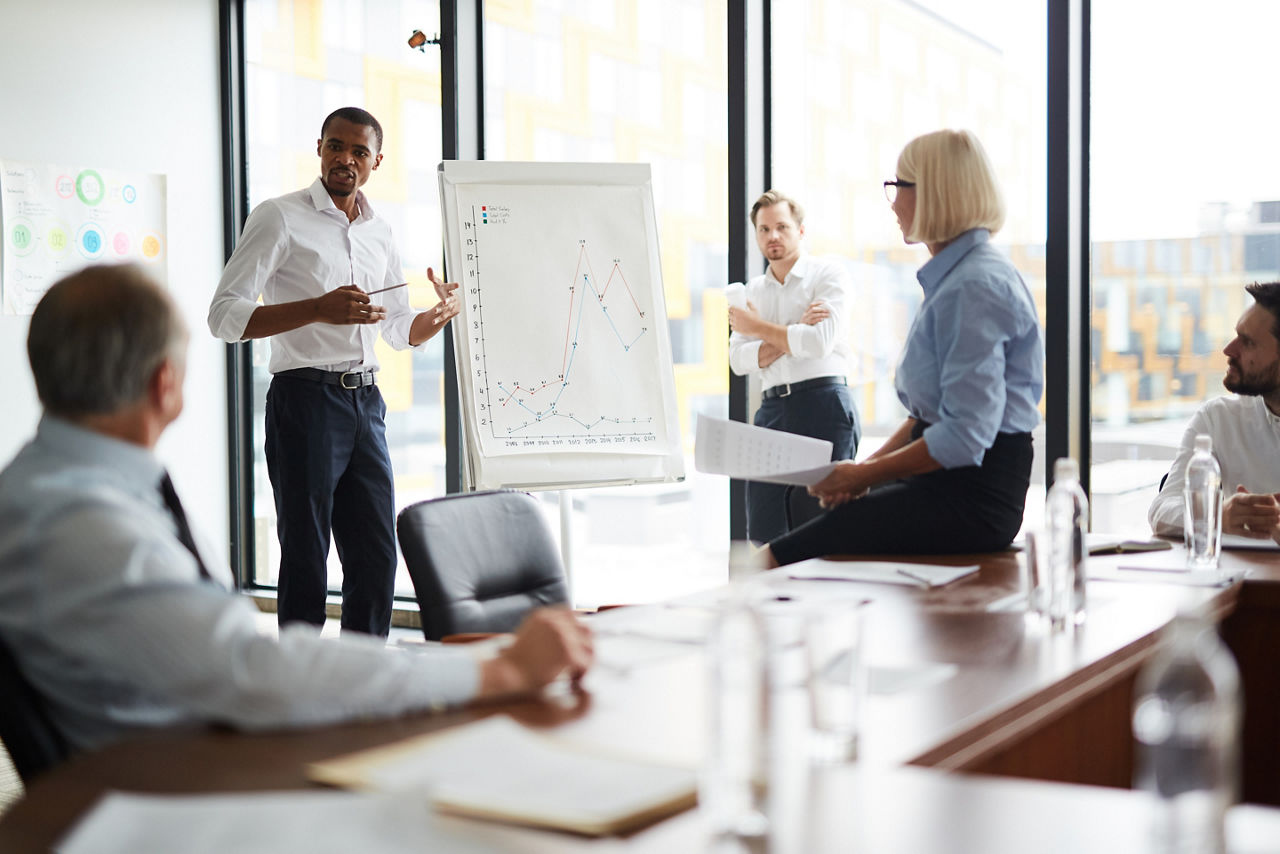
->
[764, 129, 1044, 568]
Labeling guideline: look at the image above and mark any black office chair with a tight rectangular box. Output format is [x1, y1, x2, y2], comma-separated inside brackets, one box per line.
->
[397, 491, 571, 641]
[0, 632, 70, 783]
[783, 484, 827, 532]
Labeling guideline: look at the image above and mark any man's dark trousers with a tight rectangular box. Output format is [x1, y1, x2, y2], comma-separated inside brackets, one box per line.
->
[265, 373, 397, 637]
[747, 382, 859, 544]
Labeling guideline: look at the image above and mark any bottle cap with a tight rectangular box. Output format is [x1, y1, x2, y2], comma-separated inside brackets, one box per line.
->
[1053, 457, 1079, 482]
[1194, 434, 1213, 453]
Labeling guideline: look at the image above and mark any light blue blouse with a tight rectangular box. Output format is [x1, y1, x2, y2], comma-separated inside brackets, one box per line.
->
[895, 228, 1044, 469]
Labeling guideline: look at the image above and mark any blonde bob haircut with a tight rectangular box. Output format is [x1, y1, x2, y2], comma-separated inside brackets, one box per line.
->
[895, 129, 1005, 245]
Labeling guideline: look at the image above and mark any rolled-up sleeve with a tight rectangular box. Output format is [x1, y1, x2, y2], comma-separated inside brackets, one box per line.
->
[208, 202, 287, 343]
[376, 240, 418, 351]
[1148, 415, 1208, 536]
[922, 289, 1015, 469]
[784, 265, 849, 360]
[728, 331, 763, 376]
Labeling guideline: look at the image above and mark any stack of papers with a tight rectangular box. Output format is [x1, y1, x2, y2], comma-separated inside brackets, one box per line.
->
[1221, 533, 1280, 551]
[694, 414, 836, 485]
[786, 559, 980, 589]
[57, 790, 499, 854]
[1087, 564, 1248, 587]
[309, 715, 697, 837]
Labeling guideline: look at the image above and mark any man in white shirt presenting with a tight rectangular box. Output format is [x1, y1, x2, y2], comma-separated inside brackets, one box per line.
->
[729, 190, 859, 542]
[209, 107, 459, 637]
[1149, 282, 1280, 542]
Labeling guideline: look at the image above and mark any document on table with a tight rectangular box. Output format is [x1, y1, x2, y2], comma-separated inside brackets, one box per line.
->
[56, 790, 500, 854]
[309, 715, 697, 837]
[787, 559, 980, 589]
[1088, 563, 1249, 587]
[694, 414, 836, 485]
[588, 602, 715, 646]
[1221, 533, 1280, 550]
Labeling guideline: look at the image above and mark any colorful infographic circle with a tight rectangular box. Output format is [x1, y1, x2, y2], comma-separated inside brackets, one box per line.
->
[141, 233, 163, 260]
[121, 184, 137, 204]
[55, 175, 74, 199]
[75, 170, 105, 206]
[77, 223, 106, 259]
[113, 232, 131, 255]
[46, 223, 70, 254]
[9, 220, 36, 256]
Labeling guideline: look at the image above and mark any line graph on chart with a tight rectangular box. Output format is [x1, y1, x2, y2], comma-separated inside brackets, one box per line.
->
[493, 241, 650, 431]
[455, 184, 671, 456]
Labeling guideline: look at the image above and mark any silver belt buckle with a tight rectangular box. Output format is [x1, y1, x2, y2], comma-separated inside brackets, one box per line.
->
[777, 383, 791, 398]
[340, 371, 363, 389]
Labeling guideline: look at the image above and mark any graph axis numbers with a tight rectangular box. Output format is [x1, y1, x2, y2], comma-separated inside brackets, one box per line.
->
[464, 208, 659, 450]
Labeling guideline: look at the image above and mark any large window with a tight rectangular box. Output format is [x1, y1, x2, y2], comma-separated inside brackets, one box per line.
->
[1089, 2, 1280, 533]
[230, 1, 1258, 604]
[242, 0, 449, 597]
[483, 0, 730, 606]
[770, 0, 1048, 528]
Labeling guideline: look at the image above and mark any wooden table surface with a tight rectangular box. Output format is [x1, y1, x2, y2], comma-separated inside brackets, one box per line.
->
[2, 544, 1275, 851]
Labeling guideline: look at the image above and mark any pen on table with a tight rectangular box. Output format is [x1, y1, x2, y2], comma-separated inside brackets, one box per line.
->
[365, 282, 409, 296]
[895, 567, 934, 589]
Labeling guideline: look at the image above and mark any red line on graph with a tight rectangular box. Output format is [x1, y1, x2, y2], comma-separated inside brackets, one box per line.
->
[502, 381, 555, 405]
[506, 242, 648, 413]
[561, 245, 586, 376]
[612, 265, 642, 314]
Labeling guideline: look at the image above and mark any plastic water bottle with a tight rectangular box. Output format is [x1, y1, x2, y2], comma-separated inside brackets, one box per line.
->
[1045, 457, 1088, 627]
[1133, 615, 1241, 854]
[1183, 435, 1223, 571]
[702, 587, 769, 839]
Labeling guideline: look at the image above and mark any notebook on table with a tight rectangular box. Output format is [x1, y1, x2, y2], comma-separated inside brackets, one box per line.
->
[308, 715, 697, 837]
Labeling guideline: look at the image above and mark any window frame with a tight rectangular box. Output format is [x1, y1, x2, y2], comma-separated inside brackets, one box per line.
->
[217, 0, 1091, 587]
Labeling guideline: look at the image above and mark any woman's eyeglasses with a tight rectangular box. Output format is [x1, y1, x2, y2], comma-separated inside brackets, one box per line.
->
[884, 179, 915, 203]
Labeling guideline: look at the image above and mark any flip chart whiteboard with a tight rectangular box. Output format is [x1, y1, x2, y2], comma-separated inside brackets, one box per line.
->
[438, 161, 684, 491]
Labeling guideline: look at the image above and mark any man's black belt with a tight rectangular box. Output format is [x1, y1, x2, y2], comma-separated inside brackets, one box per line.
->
[277, 367, 377, 389]
[761, 375, 845, 400]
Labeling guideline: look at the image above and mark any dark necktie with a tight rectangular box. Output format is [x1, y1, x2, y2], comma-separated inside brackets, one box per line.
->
[159, 472, 213, 582]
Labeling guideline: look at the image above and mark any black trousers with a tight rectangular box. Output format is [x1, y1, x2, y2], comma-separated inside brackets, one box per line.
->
[769, 425, 1032, 565]
[747, 383, 859, 543]
[265, 375, 397, 636]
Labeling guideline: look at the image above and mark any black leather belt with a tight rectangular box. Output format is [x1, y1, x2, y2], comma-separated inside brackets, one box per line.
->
[762, 376, 845, 400]
[277, 367, 377, 389]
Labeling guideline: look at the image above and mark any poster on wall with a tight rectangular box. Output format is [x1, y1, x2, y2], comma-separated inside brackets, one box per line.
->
[0, 160, 167, 315]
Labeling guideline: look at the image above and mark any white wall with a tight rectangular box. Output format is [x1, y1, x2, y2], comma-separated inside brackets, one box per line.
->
[0, 2, 230, 567]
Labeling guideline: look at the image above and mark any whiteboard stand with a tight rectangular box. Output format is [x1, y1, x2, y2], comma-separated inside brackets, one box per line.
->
[559, 490, 575, 606]
[438, 160, 685, 493]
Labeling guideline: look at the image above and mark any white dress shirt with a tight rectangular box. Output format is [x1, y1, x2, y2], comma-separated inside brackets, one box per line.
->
[0, 417, 479, 751]
[208, 178, 421, 373]
[1149, 394, 1280, 535]
[727, 253, 852, 389]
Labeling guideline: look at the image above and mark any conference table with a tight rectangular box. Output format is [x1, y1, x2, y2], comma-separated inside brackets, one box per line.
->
[3, 543, 1279, 851]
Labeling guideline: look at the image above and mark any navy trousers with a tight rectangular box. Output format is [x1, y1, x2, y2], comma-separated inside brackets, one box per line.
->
[265, 375, 397, 637]
[747, 383, 859, 544]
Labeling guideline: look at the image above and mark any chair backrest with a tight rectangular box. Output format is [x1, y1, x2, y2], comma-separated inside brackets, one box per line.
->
[783, 483, 827, 533]
[0, 632, 70, 783]
[396, 491, 570, 641]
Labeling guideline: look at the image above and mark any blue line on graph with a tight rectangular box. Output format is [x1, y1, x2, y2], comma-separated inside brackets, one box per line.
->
[497, 256, 648, 424]
[582, 274, 634, 350]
